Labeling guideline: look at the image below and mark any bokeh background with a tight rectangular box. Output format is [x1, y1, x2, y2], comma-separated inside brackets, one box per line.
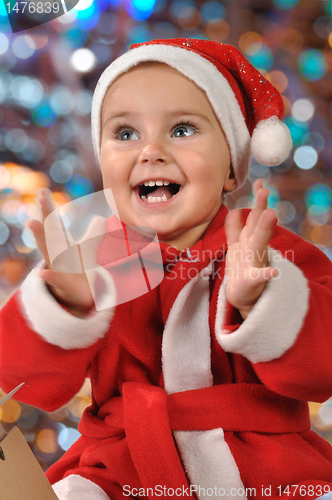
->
[0, 0, 331, 471]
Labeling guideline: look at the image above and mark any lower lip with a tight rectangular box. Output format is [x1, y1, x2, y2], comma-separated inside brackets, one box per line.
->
[134, 187, 183, 207]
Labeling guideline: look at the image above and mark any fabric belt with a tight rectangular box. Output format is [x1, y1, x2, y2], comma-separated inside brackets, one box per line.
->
[79, 382, 311, 500]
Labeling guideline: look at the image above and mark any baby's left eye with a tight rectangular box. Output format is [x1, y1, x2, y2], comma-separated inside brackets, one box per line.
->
[172, 125, 196, 138]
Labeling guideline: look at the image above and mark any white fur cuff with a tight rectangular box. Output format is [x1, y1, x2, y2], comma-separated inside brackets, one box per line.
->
[20, 262, 115, 350]
[52, 475, 110, 500]
[215, 248, 310, 363]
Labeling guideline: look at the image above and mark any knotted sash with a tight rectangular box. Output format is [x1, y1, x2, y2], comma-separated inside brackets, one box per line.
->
[79, 381, 310, 500]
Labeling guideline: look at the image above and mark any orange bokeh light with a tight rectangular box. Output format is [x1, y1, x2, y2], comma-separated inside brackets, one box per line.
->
[266, 70, 289, 94]
[2, 163, 49, 195]
[311, 225, 332, 248]
[36, 429, 58, 454]
[0, 400, 21, 423]
[206, 19, 230, 43]
[279, 28, 303, 53]
[238, 32, 262, 55]
[0, 259, 27, 284]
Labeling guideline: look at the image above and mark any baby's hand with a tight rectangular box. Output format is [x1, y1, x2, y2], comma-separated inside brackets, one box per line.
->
[224, 179, 278, 319]
[27, 189, 96, 317]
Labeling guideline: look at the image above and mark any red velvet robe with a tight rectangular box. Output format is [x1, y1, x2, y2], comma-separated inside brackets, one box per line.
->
[1, 206, 332, 499]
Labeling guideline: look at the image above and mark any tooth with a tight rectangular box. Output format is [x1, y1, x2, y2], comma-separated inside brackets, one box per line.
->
[141, 195, 146, 200]
[144, 182, 149, 187]
[162, 195, 167, 201]
[156, 180, 163, 186]
[163, 181, 170, 186]
[156, 197, 161, 202]
[148, 181, 156, 187]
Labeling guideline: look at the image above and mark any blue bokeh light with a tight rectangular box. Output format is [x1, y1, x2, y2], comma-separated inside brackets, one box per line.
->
[294, 146, 318, 170]
[305, 184, 332, 216]
[31, 99, 58, 128]
[108, 0, 124, 7]
[58, 428, 81, 451]
[65, 175, 94, 199]
[0, 0, 11, 32]
[247, 45, 274, 72]
[126, 0, 157, 20]
[283, 117, 310, 147]
[298, 49, 328, 81]
[200, 1, 225, 22]
[127, 25, 154, 45]
[50, 160, 73, 184]
[63, 28, 88, 49]
[75, 2, 101, 30]
[325, 0, 332, 17]
[272, 0, 299, 10]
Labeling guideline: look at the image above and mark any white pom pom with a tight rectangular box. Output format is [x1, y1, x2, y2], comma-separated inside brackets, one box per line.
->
[251, 116, 293, 166]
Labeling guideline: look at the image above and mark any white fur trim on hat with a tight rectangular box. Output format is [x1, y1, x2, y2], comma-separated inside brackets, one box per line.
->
[19, 262, 115, 350]
[91, 43, 251, 189]
[215, 247, 310, 363]
[52, 475, 110, 500]
[251, 116, 292, 166]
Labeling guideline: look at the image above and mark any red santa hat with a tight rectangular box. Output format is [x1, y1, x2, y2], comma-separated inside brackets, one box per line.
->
[91, 38, 292, 190]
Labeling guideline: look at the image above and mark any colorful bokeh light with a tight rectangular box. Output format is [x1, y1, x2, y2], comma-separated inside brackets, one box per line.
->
[126, 0, 157, 21]
[31, 99, 58, 127]
[298, 49, 328, 81]
[272, 0, 299, 10]
[284, 117, 310, 146]
[200, 1, 225, 23]
[65, 175, 94, 198]
[294, 146, 318, 170]
[247, 44, 274, 72]
[305, 184, 332, 216]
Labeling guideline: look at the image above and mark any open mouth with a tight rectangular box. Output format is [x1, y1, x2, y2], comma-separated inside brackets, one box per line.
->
[137, 180, 181, 203]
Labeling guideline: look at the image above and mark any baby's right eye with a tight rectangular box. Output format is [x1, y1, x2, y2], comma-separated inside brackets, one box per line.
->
[116, 128, 139, 141]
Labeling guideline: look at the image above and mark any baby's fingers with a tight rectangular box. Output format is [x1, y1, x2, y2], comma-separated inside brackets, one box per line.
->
[253, 179, 263, 197]
[247, 265, 279, 287]
[225, 209, 243, 247]
[38, 188, 57, 223]
[246, 187, 270, 239]
[248, 209, 276, 257]
[28, 188, 57, 267]
[26, 219, 51, 267]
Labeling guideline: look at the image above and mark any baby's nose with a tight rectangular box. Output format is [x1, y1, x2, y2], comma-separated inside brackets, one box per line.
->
[139, 141, 169, 164]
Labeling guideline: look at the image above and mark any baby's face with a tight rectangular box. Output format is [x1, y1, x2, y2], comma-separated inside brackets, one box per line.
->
[100, 63, 235, 250]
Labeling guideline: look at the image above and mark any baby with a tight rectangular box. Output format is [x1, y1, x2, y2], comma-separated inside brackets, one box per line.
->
[1, 38, 332, 500]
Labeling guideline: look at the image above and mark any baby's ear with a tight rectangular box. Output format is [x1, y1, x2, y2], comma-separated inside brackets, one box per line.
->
[223, 165, 237, 192]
